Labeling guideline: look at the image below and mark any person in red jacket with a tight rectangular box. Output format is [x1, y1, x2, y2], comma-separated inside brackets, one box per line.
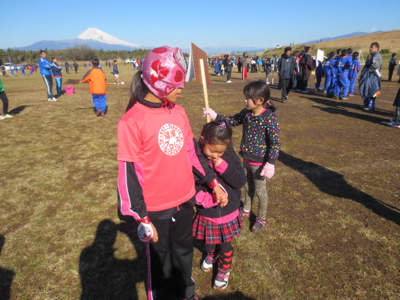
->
[117, 46, 227, 300]
[81, 58, 107, 116]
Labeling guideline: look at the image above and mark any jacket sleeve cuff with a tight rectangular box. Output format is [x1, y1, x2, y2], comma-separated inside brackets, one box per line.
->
[214, 160, 228, 174]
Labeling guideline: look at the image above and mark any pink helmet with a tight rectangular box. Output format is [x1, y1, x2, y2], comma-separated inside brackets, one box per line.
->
[142, 46, 187, 101]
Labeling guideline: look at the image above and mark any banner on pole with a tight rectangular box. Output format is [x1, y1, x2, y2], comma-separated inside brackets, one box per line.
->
[185, 43, 211, 86]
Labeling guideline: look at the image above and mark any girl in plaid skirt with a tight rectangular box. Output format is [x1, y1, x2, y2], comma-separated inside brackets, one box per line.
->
[192, 121, 246, 290]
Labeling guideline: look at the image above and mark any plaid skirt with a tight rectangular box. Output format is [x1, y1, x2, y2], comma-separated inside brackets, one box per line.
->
[193, 213, 242, 244]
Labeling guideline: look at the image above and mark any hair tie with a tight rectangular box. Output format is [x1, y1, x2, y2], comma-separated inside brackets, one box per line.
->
[266, 100, 272, 106]
[219, 122, 226, 129]
[141, 74, 143, 78]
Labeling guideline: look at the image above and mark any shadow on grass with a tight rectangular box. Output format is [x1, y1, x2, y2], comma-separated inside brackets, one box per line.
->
[0, 236, 15, 300]
[312, 105, 389, 125]
[305, 96, 393, 117]
[278, 151, 400, 226]
[79, 219, 146, 300]
[8, 105, 32, 115]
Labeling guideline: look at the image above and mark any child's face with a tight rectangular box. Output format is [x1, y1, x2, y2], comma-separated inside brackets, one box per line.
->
[201, 140, 228, 161]
[166, 88, 183, 103]
[245, 97, 263, 111]
[53, 58, 57, 63]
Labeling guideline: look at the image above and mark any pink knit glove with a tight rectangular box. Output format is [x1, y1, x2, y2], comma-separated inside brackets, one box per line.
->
[260, 163, 275, 179]
[203, 108, 217, 121]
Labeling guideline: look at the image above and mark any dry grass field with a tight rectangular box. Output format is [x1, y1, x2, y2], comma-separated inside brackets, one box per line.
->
[0, 60, 399, 300]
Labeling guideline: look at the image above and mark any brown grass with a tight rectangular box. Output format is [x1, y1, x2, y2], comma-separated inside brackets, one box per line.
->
[0, 64, 399, 300]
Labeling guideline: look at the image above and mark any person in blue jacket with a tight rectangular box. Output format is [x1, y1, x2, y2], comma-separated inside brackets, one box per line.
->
[51, 57, 63, 95]
[315, 59, 323, 91]
[10, 64, 14, 77]
[38, 50, 57, 102]
[329, 52, 338, 97]
[214, 58, 222, 76]
[337, 50, 351, 100]
[20, 65, 26, 76]
[323, 53, 333, 95]
[348, 52, 361, 96]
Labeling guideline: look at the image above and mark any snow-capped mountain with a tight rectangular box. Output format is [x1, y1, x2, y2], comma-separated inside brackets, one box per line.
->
[77, 28, 140, 48]
[11, 28, 142, 51]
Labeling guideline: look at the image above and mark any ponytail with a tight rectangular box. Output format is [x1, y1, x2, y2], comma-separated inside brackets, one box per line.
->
[126, 71, 150, 112]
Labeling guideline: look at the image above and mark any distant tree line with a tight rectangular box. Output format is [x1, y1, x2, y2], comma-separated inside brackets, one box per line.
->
[0, 46, 152, 63]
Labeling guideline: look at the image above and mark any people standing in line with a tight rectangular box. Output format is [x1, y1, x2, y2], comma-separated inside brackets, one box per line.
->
[203, 81, 281, 233]
[65, 61, 70, 74]
[300, 46, 315, 93]
[81, 58, 107, 116]
[113, 60, 120, 84]
[276, 47, 299, 102]
[336, 50, 351, 100]
[348, 52, 361, 96]
[73, 61, 79, 73]
[323, 52, 333, 95]
[388, 53, 397, 81]
[51, 57, 63, 96]
[38, 50, 57, 102]
[193, 121, 246, 290]
[241, 53, 249, 80]
[0, 60, 13, 120]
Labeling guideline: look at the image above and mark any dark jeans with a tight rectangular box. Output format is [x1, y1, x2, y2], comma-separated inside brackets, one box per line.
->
[281, 78, 291, 99]
[65, 68, 69, 74]
[227, 71, 231, 81]
[41, 75, 54, 99]
[394, 106, 400, 125]
[388, 69, 394, 81]
[302, 73, 311, 91]
[0, 91, 9, 114]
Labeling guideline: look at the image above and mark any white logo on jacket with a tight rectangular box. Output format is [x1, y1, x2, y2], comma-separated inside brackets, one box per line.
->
[158, 124, 184, 156]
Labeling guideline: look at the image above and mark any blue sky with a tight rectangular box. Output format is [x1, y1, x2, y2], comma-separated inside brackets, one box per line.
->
[1, 0, 398, 49]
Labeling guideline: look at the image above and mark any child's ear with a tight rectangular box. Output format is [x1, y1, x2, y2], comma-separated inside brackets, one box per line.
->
[199, 136, 204, 142]
[258, 97, 265, 105]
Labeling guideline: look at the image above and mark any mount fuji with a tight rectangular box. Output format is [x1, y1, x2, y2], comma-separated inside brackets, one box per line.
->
[12, 28, 143, 51]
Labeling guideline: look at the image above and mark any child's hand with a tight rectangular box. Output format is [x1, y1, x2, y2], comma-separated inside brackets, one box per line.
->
[213, 185, 228, 207]
[137, 217, 158, 243]
[203, 108, 217, 121]
[211, 157, 223, 167]
[260, 163, 275, 179]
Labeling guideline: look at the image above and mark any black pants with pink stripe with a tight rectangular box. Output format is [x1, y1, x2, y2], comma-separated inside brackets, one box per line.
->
[147, 199, 195, 300]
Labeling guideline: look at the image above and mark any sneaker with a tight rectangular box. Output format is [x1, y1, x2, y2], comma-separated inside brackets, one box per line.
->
[227, 80, 232, 83]
[50, 98, 57, 102]
[101, 113, 105, 117]
[363, 107, 370, 111]
[282, 97, 286, 103]
[339, 95, 343, 100]
[240, 207, 250, 218]
[387, 122, 400, 128]
[251, 218, 266, 233]
[302, 90, 310, 94]
[95, 109, 102, 116]
[341, 97, 349, 100]
[333, 95, 338, 99]
[4, 114, 13, 118]
[348, 94, 354, 97]
[214, 269, 230, 290]
[0, 115, 5, 120]
[201, 254, 217, 272]
[47, 98, 52, 101]
[323, 91, 327, 95]
[266, 81, 270, 84]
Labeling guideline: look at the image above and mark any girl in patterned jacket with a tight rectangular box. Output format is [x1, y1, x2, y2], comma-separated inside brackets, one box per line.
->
[203, 80, 281, 233]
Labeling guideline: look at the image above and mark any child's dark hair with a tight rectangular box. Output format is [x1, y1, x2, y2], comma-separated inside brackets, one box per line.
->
[126, 70, 150, 112]
[200, 121, 232, 146]
[92, 58, 99, 66]
[51, 57, 56, 61]
[341, 50, 348, 57]
[392, 53, 397, 58]
[347, 48, 353, 55]
[370, 42, 379, 49]
[353, 52, 359, 59]
[114, 60, 117, 63]
[243, 80, 275, 111]
[304, 46, 311, 52]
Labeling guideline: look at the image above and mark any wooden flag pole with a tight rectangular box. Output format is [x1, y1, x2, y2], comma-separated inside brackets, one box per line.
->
[200, 58, 210, 123]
